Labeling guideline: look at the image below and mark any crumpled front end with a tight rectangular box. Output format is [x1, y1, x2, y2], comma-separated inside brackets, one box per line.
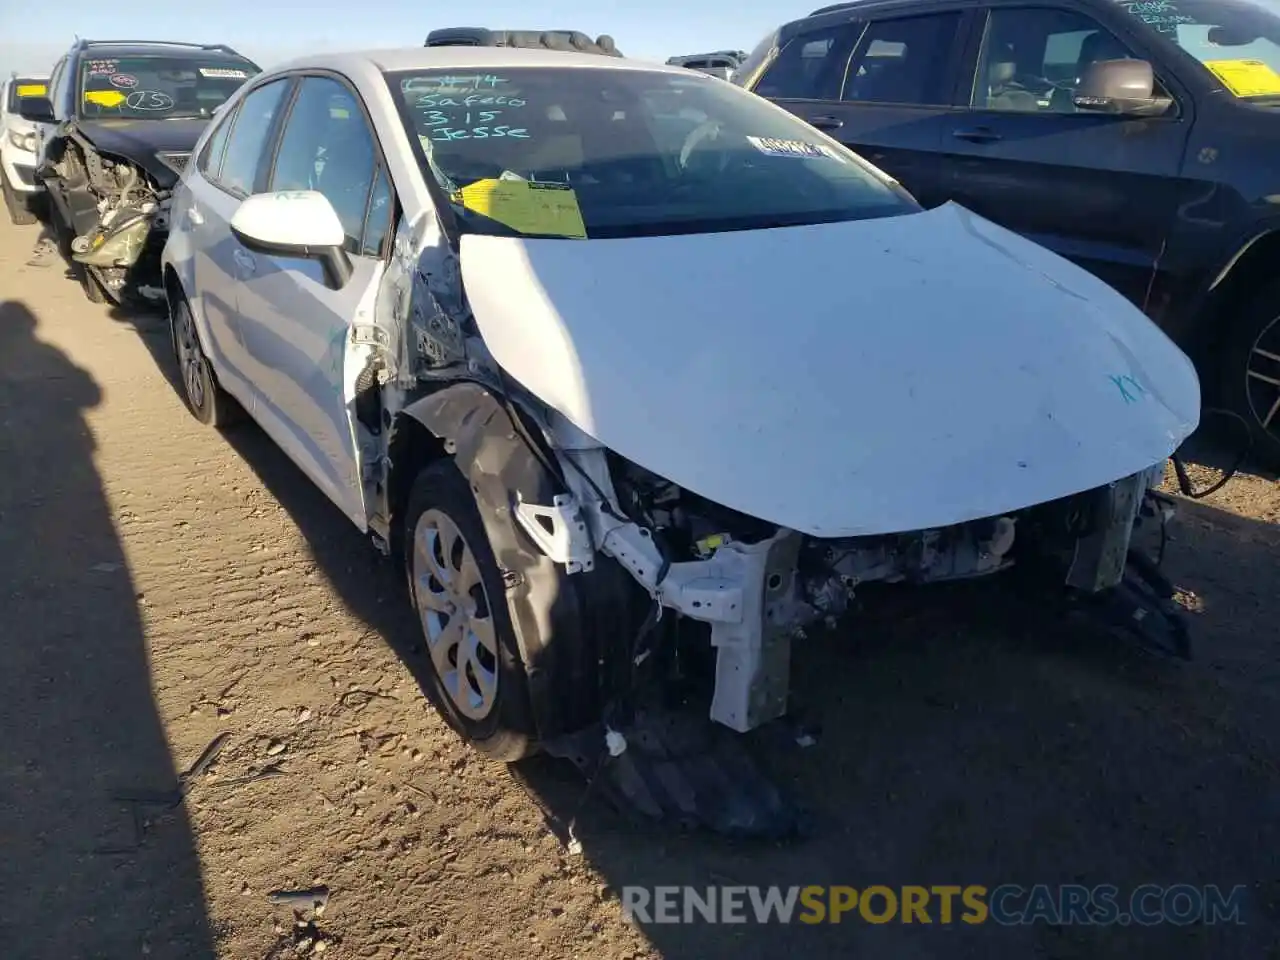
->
[44, 136, 185, 304]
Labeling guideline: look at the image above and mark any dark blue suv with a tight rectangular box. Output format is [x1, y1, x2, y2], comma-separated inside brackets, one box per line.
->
[737, 0, 1280, 468]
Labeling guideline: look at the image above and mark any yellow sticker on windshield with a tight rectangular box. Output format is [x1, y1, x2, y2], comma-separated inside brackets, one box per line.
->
[456, 178, 587, 239]
[16, 84, 46, 97]
[84, 89, 127, 108]
[1204, 59, 1280, 98]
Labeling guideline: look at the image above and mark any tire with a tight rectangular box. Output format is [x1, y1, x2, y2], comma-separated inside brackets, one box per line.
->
[169, 296, 243, 427]
[78, 263, 108, 304]
[404, 459, 539, 761]
[1219, 279, 1280, 471]
[2, 173, 37, 226]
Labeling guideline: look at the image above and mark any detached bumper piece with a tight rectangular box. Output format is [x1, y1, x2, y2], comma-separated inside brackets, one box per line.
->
[1068, 549, 1192, 660]
[544, 705, 802, 840]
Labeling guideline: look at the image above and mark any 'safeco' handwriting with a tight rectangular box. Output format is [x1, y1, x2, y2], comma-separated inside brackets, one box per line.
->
[416, 89, 531, 141]
[416, 94, 528, 109]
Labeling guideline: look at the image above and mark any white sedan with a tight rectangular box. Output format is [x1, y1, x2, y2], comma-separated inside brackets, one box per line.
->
[161, 47, 1199, 768]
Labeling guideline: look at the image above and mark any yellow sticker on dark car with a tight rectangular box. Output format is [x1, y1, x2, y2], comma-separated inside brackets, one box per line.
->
[84, 89, 127, 108]
[1204, 59, 1280, 98]
[16, 84, 47, 97]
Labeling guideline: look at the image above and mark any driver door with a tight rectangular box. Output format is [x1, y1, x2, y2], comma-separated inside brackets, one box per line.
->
[233, 75, 394, 528]
[937, 4, 1192, 307]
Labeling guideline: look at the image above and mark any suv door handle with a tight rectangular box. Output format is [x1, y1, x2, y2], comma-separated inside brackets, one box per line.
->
[808, 115, 844, 131]
[952, 127, 1002, 144]
[233, 249, 256, 276]
[187, 205, 204, 226]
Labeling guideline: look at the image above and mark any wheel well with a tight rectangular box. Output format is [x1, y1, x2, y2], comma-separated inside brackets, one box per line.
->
[162, 264, 183, 314]
[386, 412, 448, 560]
[1200, 230, 1280, 368]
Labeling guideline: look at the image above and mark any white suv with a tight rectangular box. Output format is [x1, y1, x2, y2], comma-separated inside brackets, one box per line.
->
[0, 74, 49, 225]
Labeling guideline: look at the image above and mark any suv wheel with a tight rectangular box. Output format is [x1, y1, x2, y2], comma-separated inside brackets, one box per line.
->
[404, 459, 538, 761]
[1222, 280, 1280, 471]
[2, 175, 36, 226]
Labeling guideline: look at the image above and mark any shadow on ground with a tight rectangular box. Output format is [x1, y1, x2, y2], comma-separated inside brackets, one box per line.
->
[125, 305, 1279, 959]
[0, 301, 216, 958]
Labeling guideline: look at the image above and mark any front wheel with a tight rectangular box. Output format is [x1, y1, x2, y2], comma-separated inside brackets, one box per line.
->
[404, 459, 539, 761]
[1, 174, 37, 226]
[1220, 280, 1280, 471]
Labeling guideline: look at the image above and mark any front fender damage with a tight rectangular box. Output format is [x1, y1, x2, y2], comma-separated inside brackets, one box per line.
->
[373, 211, 1189, 839]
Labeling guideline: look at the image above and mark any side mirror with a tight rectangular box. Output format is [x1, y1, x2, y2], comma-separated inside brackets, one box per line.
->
[1074, 59, 1173, 117]
[17, 96, 56, 124]
[230, 190, 352, 289]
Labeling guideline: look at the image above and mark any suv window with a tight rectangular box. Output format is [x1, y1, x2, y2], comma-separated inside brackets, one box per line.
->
[1116, 0, 1280, 98]
[269, 77, 380, 255]
[842, 13, 963, 105]
[972, 7, 1155, 113]
[218, 79, 290, 196]
[49, 57, 68, 119]
[77, 53, 259, 121]
[6, 77, 47, 114]
[754, 24, 860, 100]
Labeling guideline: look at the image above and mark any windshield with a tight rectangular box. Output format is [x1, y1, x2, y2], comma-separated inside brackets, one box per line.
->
[1118, 0, 1280, 97]
[78, 54, 260, 120]
[388, 67, 916, 240]
[7, 77, 47, 114]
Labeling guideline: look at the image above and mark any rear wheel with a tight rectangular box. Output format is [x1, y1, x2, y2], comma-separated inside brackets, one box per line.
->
[1220, 280, 1280, 471]
[1, 174, 37, 226]
[404, 459, 539, 761]
[170, 296, 242, 427]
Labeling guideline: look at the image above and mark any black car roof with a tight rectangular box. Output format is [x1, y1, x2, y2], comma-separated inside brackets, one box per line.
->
[72, 40, 256, 64]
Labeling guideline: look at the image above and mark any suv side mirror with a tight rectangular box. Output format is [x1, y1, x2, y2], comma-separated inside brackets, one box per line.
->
[17, 96, 56, 124]
[230, 190, 353, 289]
[1074, 59, 1173, 117]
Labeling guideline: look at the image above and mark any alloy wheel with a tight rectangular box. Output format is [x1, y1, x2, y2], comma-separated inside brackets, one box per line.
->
[174, 308, 206, 411]
[1245, 314, 1280, 442]
[411, 508, 501, 720]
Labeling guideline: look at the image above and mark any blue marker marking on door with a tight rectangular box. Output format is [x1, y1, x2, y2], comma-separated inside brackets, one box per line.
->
[1110, 374, 1147, 403]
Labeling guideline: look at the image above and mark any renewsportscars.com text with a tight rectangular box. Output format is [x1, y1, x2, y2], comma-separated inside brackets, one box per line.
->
[622, 884, 1247, 926]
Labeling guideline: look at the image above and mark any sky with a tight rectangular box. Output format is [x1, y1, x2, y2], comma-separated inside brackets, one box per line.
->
[0, 0, 784, 77]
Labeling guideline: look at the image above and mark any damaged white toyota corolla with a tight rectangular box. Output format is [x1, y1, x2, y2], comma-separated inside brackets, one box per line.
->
[162, 46, 1199, 831]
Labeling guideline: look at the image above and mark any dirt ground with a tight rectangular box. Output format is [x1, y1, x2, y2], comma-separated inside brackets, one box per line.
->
[1, 213, 1278, 960]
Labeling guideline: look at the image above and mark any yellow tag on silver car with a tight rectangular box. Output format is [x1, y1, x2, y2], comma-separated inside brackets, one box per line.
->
[455, 178, 587, 239]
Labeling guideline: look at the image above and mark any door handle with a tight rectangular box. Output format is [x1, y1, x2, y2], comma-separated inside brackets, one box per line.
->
[233, 249, 256, 277]
[187, 205, 204, 226]
[807, 115, 844, 131]
[952, 127, 1003, 144]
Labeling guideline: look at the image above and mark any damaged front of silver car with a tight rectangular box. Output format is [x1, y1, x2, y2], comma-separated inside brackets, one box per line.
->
[356, 193, 1200, 838]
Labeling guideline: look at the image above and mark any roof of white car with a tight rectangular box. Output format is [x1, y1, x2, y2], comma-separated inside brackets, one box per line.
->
[271, 46, 684, 76]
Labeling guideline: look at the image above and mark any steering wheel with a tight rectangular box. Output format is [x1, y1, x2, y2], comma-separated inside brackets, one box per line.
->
[678, 119, 729, 175]
[1008, 72, 1056, 95]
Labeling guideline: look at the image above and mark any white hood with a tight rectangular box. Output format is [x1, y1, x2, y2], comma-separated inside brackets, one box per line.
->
[459, 203, 1199, 538]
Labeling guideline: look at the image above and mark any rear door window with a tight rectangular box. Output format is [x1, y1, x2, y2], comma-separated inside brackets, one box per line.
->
[197, 105, 238, 182]
[754, 24, 862, 100]
[841, 13, 965, 105]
